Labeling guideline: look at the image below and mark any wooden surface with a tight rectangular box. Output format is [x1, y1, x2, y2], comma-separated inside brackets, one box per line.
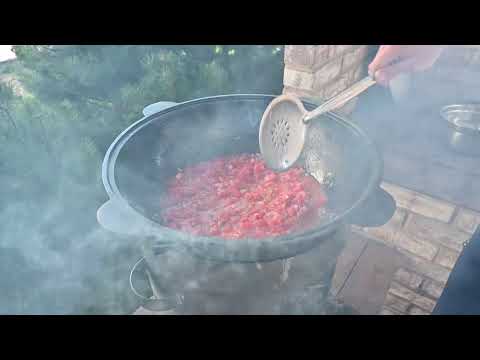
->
[330, 232, 368, 297]
[333, 234, 407, 314]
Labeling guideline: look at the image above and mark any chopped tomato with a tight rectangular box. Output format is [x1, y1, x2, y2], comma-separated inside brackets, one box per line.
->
[161, 153, 328, 240]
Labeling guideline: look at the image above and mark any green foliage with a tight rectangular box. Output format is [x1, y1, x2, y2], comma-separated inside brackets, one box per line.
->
[0, 45, 284, 314]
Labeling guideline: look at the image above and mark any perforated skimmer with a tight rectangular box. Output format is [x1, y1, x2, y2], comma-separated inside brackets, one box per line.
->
[259, 75, 376, 171]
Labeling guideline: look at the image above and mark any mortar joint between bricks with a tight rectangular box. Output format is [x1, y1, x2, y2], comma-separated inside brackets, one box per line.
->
[448, 206, 461, 226]
[417, 288, 438, 301]
[431, 246, 442, 264]
[405, 303, 415, 314]
[400, 210, 410, 228]
[418, 278, 426, 292]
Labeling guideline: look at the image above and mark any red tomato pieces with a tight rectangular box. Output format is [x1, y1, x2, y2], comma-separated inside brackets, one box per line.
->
[161, 153, 328, 240]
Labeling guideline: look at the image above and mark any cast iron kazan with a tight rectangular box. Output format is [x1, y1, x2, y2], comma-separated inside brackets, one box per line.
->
[97, 95, 396, 263]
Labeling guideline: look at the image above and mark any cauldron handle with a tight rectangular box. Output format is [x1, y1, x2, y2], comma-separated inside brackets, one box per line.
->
[97, 198, 158, 237]
[142, 101, 178, 117]
[346, 187, 396, 228]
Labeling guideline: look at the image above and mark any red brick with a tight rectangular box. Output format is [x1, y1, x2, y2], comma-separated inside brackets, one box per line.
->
[434, 246, 461, 270]
[321, 71, 352, 99]
[342, 45, 368, 72]
[421, 280, 445, 299]
[409, 193, 455, 223]
[405, 253, 451, 284]
[411, 294, 436, 312]
[313, 45, 331, 70]
[282, 86, 318, 103]
[393, 268, 424, 290]
[454, 208, 480, 234]
[408, 306, 430, 315]
[313, 57, 342, 90]
[283, 68, 315, 91]
[394, 232, 439, 261]
[388, 282, 437, 312]
[403, 214, 470, 252]
[284, 45, 317, 71]
[388, 282, 416, 302]
[361, 208, 406, 246]
[380, 307, 404, 315]
[381, 178, 456, 222]
[384, 293, 410, 313]
[380, 182, 416, 209]
[331, 45, 356, 57]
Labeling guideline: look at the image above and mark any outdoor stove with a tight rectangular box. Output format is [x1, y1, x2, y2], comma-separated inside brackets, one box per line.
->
[132, 226, 356, 315]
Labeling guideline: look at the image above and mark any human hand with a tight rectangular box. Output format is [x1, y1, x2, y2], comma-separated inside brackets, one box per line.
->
[368, 45, 445, 86]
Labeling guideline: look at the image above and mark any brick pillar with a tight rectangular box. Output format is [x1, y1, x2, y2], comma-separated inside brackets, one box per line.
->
[282, 45, 376, 116]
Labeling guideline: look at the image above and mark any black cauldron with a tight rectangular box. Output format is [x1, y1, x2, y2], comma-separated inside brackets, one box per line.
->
[98, 95, 395, 263]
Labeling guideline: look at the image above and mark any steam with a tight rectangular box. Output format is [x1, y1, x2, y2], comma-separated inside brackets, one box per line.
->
[4, 44, 473, 315]
[0, 181, 140, 314]
[0, 45, 285, 315]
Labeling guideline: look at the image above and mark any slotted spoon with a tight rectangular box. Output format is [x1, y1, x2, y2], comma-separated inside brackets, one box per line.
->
[259, 75, 376, 171]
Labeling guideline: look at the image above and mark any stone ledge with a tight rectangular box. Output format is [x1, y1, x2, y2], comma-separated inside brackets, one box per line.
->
[376, 182, 478, 246]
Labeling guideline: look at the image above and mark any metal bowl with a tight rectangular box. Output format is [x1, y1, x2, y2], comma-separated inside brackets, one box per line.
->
[441, 104, 480, 156]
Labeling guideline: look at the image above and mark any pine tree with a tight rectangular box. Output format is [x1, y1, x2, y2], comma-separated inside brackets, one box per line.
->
[0, 45, 284, 314]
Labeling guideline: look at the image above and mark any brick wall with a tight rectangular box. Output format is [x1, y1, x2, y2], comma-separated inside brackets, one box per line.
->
[283, 45, 376, 115]
[352, 181, 480, 315]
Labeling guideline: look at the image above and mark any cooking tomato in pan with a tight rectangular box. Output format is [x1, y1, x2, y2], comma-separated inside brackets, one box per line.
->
[161, 154, 328, 239]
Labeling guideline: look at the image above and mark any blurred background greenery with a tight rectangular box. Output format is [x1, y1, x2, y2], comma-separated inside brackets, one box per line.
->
[0, 45, 284, 314]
